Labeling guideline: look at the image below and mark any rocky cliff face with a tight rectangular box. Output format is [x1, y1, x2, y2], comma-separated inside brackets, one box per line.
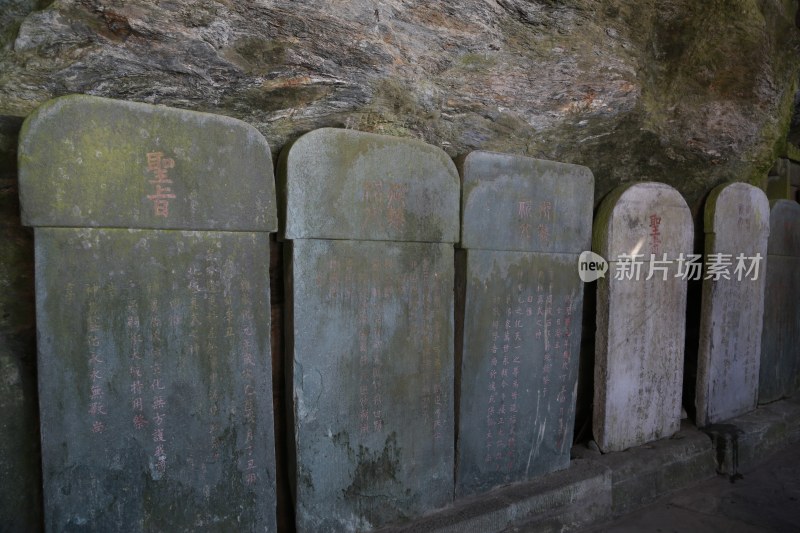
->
[1, 0, 798, 211]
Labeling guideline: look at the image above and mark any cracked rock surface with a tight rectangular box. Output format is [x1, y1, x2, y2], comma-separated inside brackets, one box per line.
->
[1, 1, 799, 211]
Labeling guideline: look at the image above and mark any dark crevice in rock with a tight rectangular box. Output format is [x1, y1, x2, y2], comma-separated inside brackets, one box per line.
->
[788, 86, 800, 148]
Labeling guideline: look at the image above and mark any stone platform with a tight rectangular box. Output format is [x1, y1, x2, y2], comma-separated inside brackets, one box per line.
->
[379, 396, 800, 532]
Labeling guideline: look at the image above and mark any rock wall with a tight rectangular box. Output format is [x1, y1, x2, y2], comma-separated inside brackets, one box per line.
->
[1, 0, 799, 212]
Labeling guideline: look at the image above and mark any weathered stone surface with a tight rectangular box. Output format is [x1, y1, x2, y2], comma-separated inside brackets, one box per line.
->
[18, 94, 276, 231]
[279, 127, 459, 242]
[34, 229, 277, 532]
[759, 200, 800, 404]
[766, 159, 800, 201]
[703, 397, 800, 477]
[578, 420, 717, 516]
[287, 239, 454, 531]
[1, 1, 798, 217]
[764, 199, 800, 257]
[458, 151, 593, 253]
[456, 251, 583, 496]
[455, 151, 592, 497]
[378, 459, 612, 533]
[282, 129, 458, 530]
[0, 114, 42, 532]
[695, 183, 770, 427]
[19, 98, 279, 531]
[593, 182, 693, 452]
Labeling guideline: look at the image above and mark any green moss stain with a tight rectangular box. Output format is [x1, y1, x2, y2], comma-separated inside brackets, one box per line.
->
[36, 228, 276, 531]
[343, 433, 408, 527]
[18, 95, 275, 231]
[224, 37, 288, 75]
[458, 53, 497, 70]
[342, 78, 460, 145]
[235, 84, 332, 114]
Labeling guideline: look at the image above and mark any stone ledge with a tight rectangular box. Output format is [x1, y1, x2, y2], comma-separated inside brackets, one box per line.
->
[376, 399, 800, 532]
[378, 459, 612, 533]
[577, 420, 718, 517]
[703, 395, 800, 477]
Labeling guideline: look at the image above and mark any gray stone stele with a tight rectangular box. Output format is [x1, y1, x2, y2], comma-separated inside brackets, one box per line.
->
[19, 95, 278, 532]
[759, 200, 800, 404]
[459, 151, 593, 253]
[18, 94, 276, 231]
[593, 182, 693, 453]
[696, 183, 769, 427]
[455, 151, 593, 497]
[279, 127, 459, 242]
[280, 128, 459, 531]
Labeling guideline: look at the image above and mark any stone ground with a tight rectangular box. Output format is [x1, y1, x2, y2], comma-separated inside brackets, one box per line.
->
[578, 442, 800, 532]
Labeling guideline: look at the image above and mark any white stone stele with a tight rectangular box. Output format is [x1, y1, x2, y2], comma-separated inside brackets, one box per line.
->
[593, 182, 693, 453]
[696, 183, 769, 427]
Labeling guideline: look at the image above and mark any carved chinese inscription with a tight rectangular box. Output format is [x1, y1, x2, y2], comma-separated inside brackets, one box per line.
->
[457, 252, 582, 496]
[696, 183, 769, 426]
[18, 95, 278, 531]
[281, 128, 459, 531]
[759, 200, 800, 404]
[145, 151, 176, 218]
[34, 230, 277, 531]
[456, 151, 592, 496]
[594, 182, 693, 452]
[288, 239, 454, 531]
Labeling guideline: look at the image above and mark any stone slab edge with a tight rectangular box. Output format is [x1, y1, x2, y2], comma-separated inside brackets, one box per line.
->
[375, 459, 612, 533]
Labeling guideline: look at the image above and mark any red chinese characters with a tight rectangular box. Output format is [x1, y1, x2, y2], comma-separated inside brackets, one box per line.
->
[146, 151, 176, 218]
[363, 179, 410, 232]
[649, 214, 662, 256]
[484, 282, 532, 475]
[86, 288, 107, 434]
[517, 199, 553, 245]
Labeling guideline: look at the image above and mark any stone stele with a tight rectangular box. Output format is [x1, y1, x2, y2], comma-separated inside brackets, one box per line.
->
[593, 182, 693, 453]
[18, 95, 278, 531]
[759, 199, 800, 404]
[280, 128, 459, 531]
[696, 183, 769, 427]
[455, 151, 593, 497]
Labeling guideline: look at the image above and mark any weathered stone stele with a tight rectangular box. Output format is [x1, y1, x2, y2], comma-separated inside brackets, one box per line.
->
[18, 95, 278, 531]
[696, 183, 770, 427]
[759, 200, 800, 404]
[593, 182, 693, 453]
[455, 151, 593, 497]
[0, 115, 42, 532]
[280, 128, 459, 531]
